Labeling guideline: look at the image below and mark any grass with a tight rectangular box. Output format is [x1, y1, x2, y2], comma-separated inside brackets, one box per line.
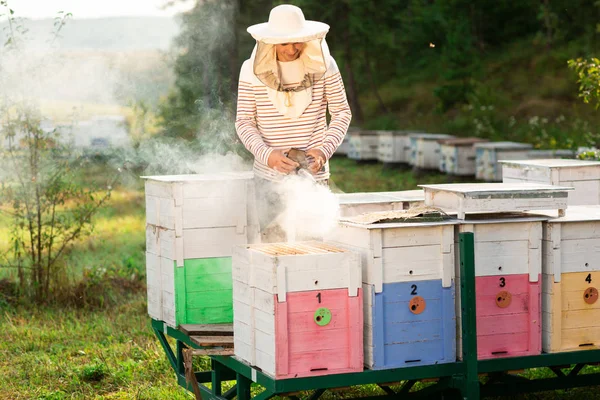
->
[1, 160, 600, 399]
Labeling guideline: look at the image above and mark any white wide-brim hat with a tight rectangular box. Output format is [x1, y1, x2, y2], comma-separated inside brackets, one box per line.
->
[247, 4, 330, 44]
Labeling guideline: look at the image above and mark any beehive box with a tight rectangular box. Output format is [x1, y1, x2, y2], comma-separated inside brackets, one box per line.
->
[420, 183, 571, 220]
[438, 137, 488, 176]
[408, 133, 455, 170]
[232, 242, 363, 379]
[538, 206, 600, 352]
[334, 132, 352, 156]
[455, 215, 545, 359]
[525, 149, 576, 160]
[474, 141, 533, 181]
[500, 159, 600, 206]
[348, 130, 379, 161]
[327, 215, 457, 369]
[336, 190, 424, 217]
[377, 131, 411, 164]
[144, 173, 259, 327]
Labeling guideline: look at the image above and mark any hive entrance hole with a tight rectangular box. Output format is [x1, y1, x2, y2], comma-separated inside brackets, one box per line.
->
[405, 359, 421, 363]
[492, 351, 508, 355]
[310, 368, 328, 372]
[411, 305, 417, 311]
[579, 343, 594, 347]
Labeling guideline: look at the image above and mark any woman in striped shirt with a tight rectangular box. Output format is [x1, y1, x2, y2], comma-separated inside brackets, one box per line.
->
[235, 4, 352, 238]
[235, 4, 352, 182]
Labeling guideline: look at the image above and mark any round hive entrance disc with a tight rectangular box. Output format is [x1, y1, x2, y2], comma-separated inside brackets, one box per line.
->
[495, 290, 512, 308]
[584, 287, 598, 305]
[314, 307, 332, 326]
[409, 296, 426, 314]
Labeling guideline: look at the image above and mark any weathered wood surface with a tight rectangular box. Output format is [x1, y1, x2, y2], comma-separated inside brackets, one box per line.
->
[420, 182, 572, 219]
[327, 222, 457, 292]
[348, 131, 380, 161]
[179, 324, 234, 336]
[377, 131, 411, 163]
[474, 142, 533, 181]
[409, 133, 454, 170]
[501, 159, 600, 205]
[336, 190, 425, 217]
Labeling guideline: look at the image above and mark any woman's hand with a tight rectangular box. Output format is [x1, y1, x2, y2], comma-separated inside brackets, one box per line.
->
[267, 149, 299, 174]
[306, 148, 326, 174]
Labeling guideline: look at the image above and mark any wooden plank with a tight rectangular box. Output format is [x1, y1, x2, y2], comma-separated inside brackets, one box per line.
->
[179, 324, 233, 336]
[189, 335, 234, 348]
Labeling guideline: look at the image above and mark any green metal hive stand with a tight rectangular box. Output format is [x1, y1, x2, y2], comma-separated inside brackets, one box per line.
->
[152, 233, 600, 399]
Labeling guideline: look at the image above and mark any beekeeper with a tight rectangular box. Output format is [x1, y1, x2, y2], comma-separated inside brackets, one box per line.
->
[235, 4, 351, 239]
[235, 3, 351, 180]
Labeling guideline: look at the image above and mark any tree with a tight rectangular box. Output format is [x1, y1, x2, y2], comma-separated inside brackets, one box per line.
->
[0, 2, 117, 301]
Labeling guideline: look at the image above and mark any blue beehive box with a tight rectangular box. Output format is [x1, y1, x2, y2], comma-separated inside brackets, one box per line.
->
[328, 214, 458, 369]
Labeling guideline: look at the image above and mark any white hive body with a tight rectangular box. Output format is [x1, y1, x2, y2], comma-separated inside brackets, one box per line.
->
[408, 133, 455, 170]
[420, 182, 572, 220]
[474, 141, 533, 181]
[348, 130, 380, 161]
[500, 159, 600, 206]
[143, 172, 260, 326]
[377, 131, 411, 164]
[336, 190, 425, 217]
[438, 138, 488, 176]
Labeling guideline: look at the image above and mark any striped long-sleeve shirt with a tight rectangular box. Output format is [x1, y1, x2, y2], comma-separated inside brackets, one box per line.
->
[235, 56, 352, 181]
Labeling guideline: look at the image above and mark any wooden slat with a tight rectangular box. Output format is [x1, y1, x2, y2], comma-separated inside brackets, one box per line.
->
[179, 323, 233, 336]
[190, 335, 234, 348]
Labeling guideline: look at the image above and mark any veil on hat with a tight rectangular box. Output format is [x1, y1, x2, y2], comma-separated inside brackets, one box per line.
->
[252, 38, 330, 92]
[246, 4, 331, 92]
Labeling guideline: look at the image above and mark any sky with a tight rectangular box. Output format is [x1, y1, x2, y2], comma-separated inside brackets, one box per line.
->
[8, 0, 196, 19]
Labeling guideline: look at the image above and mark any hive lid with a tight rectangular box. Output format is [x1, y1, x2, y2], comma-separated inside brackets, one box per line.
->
[142, 171, 254, 182]
[247, 241, 346, 256]
[498, 158, 600, 168]
[336, 190, 424, 205]
[528, 205, 600, 223]
[408, 133, 454, 140]
[419, 182, 573, 196]
[437, 137, 489, 146]
[339, 207, 459, 228]
[473, 141, 532, 150]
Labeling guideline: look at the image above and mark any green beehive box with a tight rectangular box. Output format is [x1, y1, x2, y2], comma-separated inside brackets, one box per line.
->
[143, 173, 259, 327]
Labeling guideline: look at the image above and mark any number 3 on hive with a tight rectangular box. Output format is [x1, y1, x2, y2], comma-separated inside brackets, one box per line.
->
[499, 277, 506, 287]
[586, 274, 592, 284]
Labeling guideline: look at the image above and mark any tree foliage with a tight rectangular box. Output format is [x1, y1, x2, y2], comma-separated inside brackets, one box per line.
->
[160, 0, 600, 132]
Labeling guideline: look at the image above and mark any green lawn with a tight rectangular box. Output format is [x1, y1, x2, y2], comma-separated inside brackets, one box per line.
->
[1, 160, 600, 399]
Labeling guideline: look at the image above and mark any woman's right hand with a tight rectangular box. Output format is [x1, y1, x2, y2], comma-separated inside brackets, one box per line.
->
[267, 149, 299, 174]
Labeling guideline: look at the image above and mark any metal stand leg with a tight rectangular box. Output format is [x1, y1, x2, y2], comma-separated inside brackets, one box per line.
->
[459, 232, 480, 399]
[237, 373, 252, 400]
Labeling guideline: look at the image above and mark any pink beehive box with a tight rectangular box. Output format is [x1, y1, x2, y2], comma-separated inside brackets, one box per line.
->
[232, 241, 363, 379]
[455, 215, 546, 359]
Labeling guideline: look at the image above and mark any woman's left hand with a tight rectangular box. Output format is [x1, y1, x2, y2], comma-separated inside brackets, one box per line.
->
[306, 148, 326, 174]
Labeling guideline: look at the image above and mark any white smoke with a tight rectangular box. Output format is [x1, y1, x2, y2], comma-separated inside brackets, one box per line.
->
[273, 175, 340, 242]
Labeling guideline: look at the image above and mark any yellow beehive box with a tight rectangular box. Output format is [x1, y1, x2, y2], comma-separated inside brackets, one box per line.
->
[538, 206, 600, 352]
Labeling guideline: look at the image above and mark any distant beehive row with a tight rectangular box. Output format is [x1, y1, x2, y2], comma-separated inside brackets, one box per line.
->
[339, 129, 576, 181]
[143, 156, 600, 380]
